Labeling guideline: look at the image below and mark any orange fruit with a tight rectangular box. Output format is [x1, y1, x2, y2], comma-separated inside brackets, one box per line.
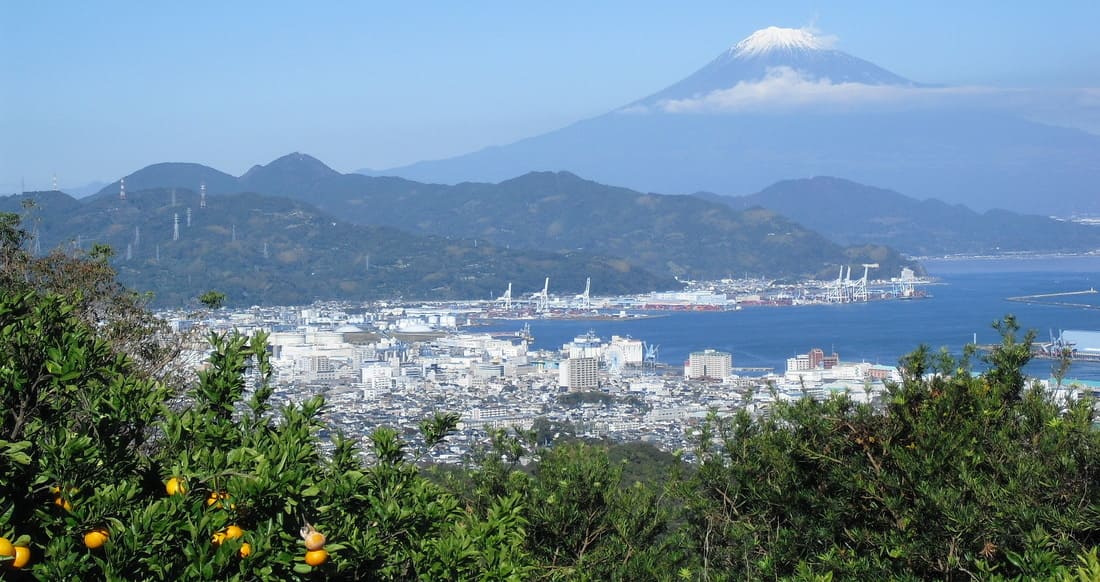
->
[205, 491, 235, 509]
[303, 531, 326, 551]
[54, 496, 73, 512]
[213, 524, 243, 545]
[165, 477, 186, 496]
[238, 542, 252, 558]
[84, 528, 109, 549]
[304, 548, 328, 566]
[0, 537, 13, 557]
[10, 546, 30, 569]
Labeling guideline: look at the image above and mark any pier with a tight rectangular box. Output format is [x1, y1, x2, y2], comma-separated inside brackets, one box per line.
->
[1005, 288, 1100, 310]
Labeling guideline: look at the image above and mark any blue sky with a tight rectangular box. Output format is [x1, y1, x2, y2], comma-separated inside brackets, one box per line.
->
[3, 1, 1099, 192]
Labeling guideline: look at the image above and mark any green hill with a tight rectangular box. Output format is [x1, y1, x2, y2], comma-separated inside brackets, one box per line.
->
[88, 154, 920, 281]
[268, 167, 917, 280]
[4, 189, 672, 306]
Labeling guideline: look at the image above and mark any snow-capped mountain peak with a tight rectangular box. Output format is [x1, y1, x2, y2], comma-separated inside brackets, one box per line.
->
[732, 26, 829, 57]
[626, 26, 915, 107]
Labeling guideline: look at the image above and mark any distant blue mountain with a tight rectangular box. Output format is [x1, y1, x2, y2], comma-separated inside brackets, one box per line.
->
[699, 176, 1100, 256]
[89, 153, 337, 202]
[371, 27, 1100, 217]
[90, 162, 239, 201]
[71, 154, 920, 281]
[65, 180, 110, 199]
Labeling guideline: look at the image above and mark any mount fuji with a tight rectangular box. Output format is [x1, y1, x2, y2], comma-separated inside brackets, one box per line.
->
[369, 27, 1100, 216]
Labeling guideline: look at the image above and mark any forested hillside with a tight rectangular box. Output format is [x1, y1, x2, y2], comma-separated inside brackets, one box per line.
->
[1, 212, 1098, 580]
[1, 190, 671, 307]
[85, 154, 919, 282]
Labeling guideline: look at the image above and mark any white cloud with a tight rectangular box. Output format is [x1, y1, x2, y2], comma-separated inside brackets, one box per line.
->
[656, 67, 1002, 113]
[625, 67, 1100, 135]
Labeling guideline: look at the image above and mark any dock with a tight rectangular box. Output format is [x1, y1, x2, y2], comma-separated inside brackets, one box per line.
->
[1005, 288, 1100, 310]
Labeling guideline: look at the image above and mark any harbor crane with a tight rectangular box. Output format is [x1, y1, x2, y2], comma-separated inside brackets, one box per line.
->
[826, 264, 877, 303]
[853, 263, 878, 302]
[534, 277, 550, 313]
[827, 266, 846, 303]
[575, 277, 591, 309]
[643, 342, 660, 373]
[497, 283, 513, 310]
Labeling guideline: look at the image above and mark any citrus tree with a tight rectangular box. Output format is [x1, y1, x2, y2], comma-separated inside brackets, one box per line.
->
[681, 322, 1100, 580]
[0, 289, 531, 579]
[463, 430, 689, 581]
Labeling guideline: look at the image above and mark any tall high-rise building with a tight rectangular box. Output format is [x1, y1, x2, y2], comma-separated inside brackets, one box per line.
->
[686, 349, 732, 380]
[559, 357, 599, 390]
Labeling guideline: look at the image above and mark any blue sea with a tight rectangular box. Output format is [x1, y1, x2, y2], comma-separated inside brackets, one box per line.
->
[483, 255, 1100, 381]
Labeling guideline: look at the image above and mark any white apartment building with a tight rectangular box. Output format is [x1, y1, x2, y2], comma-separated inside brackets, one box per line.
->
[608, 335, 644, 365]
[686, 349, 732, 380]
[361, 361, 393, 398]
[559, 357, 599, 390]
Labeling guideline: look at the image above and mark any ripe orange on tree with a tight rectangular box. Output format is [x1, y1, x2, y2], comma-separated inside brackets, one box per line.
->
[212, 525, 243, 545]
[301, 524, 326, 551]
[0, 537, 13, 558]
[206, 491, 234, 509]
[165, 476, 186, 496]
[9, 546, 31, 569]
[304, 548, 328, 567]
[84, 528, 109, 549]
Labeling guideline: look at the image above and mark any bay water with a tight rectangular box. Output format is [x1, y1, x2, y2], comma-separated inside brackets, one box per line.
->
[484, 255, 1100, 381]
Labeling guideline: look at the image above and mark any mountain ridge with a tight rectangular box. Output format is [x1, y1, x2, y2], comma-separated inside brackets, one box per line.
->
[701, 176, 1100, 256]
[77, 154, 922, 282]
[2, 188, 671, 307]
[369, 27, 1100, 216]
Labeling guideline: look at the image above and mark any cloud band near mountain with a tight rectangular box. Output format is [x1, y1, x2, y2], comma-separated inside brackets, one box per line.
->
[622, 66, 1100, 129]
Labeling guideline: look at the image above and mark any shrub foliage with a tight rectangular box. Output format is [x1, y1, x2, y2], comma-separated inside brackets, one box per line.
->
[0, 211, 1097, 580]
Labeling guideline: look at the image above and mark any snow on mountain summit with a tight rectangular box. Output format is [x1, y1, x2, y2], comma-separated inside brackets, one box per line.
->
[625, 26, 917, 108]
[732, 26, 829, 57]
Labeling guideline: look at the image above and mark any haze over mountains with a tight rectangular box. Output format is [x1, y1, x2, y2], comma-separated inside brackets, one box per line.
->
[4, 186, 670, 307]
[8, 149, 1098, 306]
[92, 153, 911, 270]
[0, 152, 916, 305]
[372, 27, 1100, 217]
[699, 177, 1100, 257]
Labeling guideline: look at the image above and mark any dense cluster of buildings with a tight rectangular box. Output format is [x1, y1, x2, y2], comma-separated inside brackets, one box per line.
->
[163, 300, 922, 463]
